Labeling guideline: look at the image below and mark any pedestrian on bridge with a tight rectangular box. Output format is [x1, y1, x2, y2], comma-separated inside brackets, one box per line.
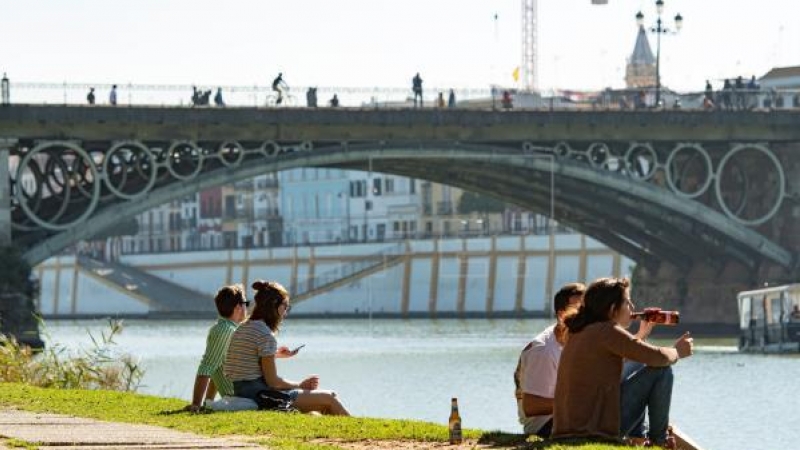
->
[448, 89, 456, 108]
[412, 73, 423, 107]
[436, 92, 445, 108]
[329, 94, 339, 107]
[214, 88, 225, 107]
[87, 87, 95, 105]
[306, 87, 318, 107]
[109, 85, 118, 106]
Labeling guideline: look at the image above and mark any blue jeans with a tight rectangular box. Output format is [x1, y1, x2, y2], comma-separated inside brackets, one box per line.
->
[233, 378, 300, 401]
[620, 362, 674, 445]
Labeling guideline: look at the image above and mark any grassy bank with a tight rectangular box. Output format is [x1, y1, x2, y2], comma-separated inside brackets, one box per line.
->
[0, 383, 631, 449]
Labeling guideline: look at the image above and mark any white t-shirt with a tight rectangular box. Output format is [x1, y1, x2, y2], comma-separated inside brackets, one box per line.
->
[515, 324, 562, 434]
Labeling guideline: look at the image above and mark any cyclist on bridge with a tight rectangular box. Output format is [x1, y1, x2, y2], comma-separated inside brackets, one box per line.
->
[272, 73, 287, 105]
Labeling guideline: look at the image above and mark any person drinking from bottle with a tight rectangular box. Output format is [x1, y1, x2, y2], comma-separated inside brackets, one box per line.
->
[224, 280, 349, 415]
[552, 277, 693, 448]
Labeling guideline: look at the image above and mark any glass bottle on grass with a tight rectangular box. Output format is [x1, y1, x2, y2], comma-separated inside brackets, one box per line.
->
[449, 397, 462, 444]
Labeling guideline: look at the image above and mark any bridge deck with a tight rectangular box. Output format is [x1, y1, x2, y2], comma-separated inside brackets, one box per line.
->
[3, 105, 800, 142]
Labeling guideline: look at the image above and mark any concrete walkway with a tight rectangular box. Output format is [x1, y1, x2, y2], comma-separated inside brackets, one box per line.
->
[0, 410, 262, 449]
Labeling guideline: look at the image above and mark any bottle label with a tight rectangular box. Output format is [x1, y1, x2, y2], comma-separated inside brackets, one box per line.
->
[449, 423, 462, 443]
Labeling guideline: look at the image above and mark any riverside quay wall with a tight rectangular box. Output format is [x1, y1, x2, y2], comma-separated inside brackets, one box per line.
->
[36, 235, 631, 319]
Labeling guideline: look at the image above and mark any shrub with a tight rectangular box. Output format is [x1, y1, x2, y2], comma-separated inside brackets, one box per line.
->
[0, 318, 144, 392]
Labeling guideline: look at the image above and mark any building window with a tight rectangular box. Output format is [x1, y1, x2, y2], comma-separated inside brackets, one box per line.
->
[373, 178, 382, 196]
[385, 178, 395, 194]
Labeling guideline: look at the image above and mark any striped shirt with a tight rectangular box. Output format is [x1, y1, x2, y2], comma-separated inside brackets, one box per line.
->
[224, 320, 277, 382]
[196, 317, 238, 397]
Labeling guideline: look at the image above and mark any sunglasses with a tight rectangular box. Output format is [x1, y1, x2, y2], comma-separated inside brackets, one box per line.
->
[240, 300, 251, 307]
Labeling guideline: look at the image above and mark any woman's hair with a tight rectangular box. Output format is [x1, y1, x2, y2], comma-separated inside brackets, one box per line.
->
[214, 284, 245, 318]
[249, 280, 290, 332]
[564, 277, 630, 334]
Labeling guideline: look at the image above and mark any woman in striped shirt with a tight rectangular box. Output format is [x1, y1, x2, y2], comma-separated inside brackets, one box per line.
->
[225, 280, 350, 415]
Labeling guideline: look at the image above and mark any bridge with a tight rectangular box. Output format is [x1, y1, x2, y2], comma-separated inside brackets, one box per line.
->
[2, 103, 800, 323]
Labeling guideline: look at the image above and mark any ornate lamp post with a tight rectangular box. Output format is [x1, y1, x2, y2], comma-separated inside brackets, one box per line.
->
[1, 73, 9, 105]
[637, 0, 683, 108]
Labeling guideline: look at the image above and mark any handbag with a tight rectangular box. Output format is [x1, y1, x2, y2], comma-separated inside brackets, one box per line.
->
[254, 388, 297, 413]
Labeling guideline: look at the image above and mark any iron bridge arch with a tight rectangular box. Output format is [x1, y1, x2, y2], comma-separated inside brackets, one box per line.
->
[11, 139, 792, 271]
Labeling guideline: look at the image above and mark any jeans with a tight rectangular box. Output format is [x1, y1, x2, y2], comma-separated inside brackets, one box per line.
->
[620, 362, 674, 444]
[233, 378, 300, 402]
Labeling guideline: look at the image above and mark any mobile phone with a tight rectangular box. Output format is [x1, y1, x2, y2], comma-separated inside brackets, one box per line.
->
[292, 344, 306, 354]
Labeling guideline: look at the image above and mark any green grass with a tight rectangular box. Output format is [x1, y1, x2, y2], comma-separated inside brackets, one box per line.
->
[0, 383, 632, 450]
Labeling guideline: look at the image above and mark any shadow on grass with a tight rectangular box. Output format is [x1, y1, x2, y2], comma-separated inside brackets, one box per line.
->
[157, 408, 214, 416]
[478, 432, 623, 449]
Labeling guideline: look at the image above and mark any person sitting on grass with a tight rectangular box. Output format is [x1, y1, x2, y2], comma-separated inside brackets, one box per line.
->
[224, 280, 350, 415]
[185, 284, 250, 412]
[514, 282, 585, 438]
[552, 277, 693, 448]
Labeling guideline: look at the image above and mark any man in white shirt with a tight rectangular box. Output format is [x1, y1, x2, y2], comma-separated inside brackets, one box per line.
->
[515, 282, 585, 437]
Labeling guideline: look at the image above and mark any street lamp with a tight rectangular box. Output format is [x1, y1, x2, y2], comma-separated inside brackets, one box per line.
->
[637, 0, 683, 108]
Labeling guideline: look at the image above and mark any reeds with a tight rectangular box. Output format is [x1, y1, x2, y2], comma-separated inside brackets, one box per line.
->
[0, 318, 144, 392]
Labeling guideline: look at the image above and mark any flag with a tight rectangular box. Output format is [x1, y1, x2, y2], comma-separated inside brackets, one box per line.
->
[512, 67, 520, 82]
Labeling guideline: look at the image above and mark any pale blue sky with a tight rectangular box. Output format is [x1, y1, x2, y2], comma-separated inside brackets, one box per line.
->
[1, 0, 798, 92]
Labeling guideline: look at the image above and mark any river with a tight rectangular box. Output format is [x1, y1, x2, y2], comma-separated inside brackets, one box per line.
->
[43, 318, 799, 450]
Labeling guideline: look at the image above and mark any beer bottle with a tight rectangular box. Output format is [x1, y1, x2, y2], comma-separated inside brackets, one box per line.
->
[448, 397, 462, 444]
[630, 307, 680, 325]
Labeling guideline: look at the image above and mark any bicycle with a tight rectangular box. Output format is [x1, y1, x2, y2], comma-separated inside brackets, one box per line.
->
[265, 84, 296, 107]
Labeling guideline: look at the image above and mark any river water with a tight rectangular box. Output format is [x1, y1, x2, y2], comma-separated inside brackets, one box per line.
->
[43, 318, 798, 450]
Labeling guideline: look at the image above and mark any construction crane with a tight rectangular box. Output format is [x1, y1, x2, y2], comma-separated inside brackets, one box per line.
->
[520, 0, 538, 92]
[520, 0, 608, 92]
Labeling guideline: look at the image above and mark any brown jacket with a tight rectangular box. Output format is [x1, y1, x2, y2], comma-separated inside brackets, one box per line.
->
[552, 321, 678, 441]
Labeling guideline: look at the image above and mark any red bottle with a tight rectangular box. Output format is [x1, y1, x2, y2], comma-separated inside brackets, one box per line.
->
[631, 307, 680, 325]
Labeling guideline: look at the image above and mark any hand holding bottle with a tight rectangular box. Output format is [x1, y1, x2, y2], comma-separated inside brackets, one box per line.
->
[300, 375, 319, 390]
[674, 332, 694, 359]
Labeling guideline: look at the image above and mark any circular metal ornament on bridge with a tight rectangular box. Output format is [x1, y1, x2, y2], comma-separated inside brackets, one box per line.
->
[103, 141, 157, 200]
[299, 141, 313, 152]
[522, 141, 535, 153]
[258, 141, 280, 158]
[166, 141, 204, 180]
[218, 141, 245, 167]
[624, 142, 658, 181]
[586, 142, 610, 168]
[665, 143, 713, 199]
[714, 143, 785, 226]
[554, 141, 572, 158]
[14, 141, 101, 231]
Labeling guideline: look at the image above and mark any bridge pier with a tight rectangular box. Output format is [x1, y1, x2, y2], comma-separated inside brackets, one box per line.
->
[633, 260, 799, 327]
[0, 138, 42, 348]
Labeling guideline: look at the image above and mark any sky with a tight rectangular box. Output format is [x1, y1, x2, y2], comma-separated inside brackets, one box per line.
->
[1, 0, 799, 94]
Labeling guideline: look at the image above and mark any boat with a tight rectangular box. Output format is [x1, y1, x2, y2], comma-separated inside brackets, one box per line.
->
[736, 284, 800, 353]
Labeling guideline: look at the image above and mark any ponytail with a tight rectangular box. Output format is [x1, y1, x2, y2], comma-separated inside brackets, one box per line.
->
[249, 280, 289, 332]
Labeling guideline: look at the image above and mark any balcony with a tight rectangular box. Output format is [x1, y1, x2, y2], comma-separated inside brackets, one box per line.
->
[436, 201, 454, 216]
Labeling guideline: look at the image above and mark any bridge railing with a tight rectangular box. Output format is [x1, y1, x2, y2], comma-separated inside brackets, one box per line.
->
[5, 80, 800, 111]
[6, 81, 490, 109]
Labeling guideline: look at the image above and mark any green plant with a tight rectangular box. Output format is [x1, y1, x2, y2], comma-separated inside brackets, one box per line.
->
[0, 318, 144, 391]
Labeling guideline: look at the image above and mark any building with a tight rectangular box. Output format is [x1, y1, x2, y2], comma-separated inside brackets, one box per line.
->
[625, 25, 656, 89]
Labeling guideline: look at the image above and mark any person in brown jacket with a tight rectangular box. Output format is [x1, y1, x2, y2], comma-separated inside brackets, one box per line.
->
[552, 277, 693, 447]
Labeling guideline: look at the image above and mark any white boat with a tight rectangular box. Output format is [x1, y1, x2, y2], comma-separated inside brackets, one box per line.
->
[737, 284, 800, 353]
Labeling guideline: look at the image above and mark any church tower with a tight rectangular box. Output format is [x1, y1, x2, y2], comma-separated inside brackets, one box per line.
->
[625, 25, 656, 88]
